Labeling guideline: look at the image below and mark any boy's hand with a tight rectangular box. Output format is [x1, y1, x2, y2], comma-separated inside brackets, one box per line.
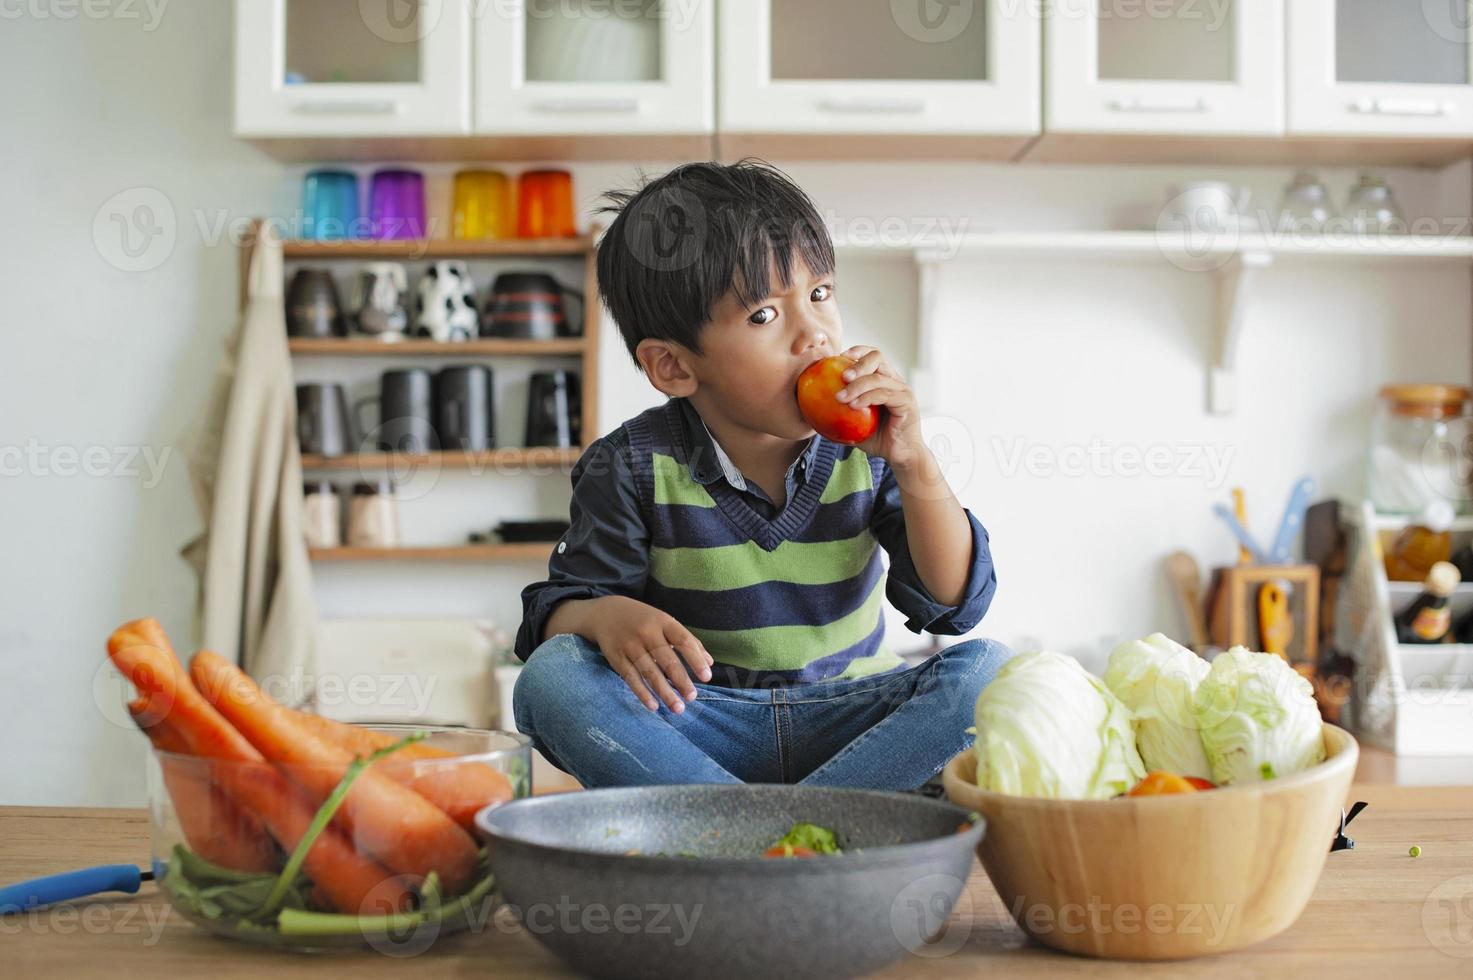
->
[834, 345, 929, 474]
[587, 595, 714, 713]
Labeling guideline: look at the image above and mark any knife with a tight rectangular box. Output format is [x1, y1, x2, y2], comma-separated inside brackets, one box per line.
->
[1267, 477, 1317, 565]
[1213, 503, 1267, 564]
[0, 865, 153, 914]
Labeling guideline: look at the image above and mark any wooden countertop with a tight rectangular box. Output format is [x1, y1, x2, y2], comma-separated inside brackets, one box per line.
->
[4, 784, 1471, 977]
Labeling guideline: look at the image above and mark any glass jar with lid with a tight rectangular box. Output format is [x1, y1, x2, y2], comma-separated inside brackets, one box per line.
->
[1367, 385, 1473, 516]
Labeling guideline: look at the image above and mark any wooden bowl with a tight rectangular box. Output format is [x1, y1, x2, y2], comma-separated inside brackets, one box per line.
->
[942, 723, 1358, 960]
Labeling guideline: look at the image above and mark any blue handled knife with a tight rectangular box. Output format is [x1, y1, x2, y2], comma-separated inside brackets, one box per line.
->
[0, 865, 153, 914]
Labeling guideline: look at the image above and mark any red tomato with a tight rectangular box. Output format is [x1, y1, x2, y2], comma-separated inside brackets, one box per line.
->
[1127, 772, 1199, 797]
[762, 845, 817, 859]
[795, 356, 880, 445]
[1184, 777, 1216, 791]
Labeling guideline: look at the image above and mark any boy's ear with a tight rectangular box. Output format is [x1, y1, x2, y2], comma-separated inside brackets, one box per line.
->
[635, 339, 699, 398]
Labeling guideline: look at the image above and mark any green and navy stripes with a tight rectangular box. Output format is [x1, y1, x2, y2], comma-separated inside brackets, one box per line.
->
[625, 401, 903, 685]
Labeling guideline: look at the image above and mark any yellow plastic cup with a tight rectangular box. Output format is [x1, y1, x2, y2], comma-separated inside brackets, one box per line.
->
[452, 169, 512, 240]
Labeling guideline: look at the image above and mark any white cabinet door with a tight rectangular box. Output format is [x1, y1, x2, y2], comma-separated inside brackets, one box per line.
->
[719, 0, 1040, 136]
[474, 0, 714, 135]
[1289, 0, 1473, 137]
[235, 0, 471, 136]
[1046, 0, 1283, 135]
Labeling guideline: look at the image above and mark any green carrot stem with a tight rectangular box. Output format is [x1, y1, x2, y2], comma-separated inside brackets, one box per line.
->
[258, 731, 427, 918]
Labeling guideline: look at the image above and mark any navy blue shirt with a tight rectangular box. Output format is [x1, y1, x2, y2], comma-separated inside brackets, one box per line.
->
[515, 397, 997, 666]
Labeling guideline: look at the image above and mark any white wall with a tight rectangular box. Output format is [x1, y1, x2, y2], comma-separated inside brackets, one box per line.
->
[0, 6, 286, 807]
[2, 10, 1469, 806]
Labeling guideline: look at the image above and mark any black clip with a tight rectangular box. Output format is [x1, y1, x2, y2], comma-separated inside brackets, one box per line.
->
[1331, 800, 1369, 852]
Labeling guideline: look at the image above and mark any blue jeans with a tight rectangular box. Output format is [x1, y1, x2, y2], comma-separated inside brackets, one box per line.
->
[513, 633, 1013, 791]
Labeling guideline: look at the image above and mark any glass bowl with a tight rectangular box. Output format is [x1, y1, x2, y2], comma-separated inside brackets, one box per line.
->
[144, 725, 530, 952]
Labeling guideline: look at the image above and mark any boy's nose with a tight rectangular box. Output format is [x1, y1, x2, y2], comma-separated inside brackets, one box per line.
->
[793, 324, 830, 356]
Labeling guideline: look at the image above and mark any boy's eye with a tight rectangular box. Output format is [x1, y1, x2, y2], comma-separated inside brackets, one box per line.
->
[811, 284, 832, 302]
[749, 306, 778, 326]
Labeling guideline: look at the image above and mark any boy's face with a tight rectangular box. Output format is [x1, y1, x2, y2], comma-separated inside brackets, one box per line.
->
[685, 259, 840, 441]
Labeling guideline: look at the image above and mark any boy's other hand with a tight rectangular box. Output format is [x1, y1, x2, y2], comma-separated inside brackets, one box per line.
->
[833, 345, 928, 473]
[587, 595, 715, 713]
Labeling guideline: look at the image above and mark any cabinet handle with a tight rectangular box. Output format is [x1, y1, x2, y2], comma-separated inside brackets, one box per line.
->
[1350, 97, 1455, 118]
[1106, 96, 1210, 114]
[816, 97, 927, 114]
[529, 97, 641, 114]
[290, 98, 401, 116]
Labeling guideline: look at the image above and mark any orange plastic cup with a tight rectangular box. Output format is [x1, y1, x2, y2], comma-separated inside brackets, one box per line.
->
[516, 169, 577, 238]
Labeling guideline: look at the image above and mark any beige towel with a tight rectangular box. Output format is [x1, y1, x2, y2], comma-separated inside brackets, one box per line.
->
[182, 225, 317, 702]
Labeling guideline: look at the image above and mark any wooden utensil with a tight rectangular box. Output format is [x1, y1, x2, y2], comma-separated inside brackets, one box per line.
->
[1259, 581, 1293, 660]
[942, 725, 1359, 961]
[1208, 563, 1320, 663]
[1164, 551, 1209, 652]
[1232, 487, 1251, 564]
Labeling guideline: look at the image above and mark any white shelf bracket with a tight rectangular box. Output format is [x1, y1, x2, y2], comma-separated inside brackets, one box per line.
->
[1210, 250, 1273, 416]
[913, 252, 944, 413]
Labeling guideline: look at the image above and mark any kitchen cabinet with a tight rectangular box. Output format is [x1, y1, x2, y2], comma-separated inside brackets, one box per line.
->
[1045, 0, 1284, 136]
[474, 0, 713, 137]
[1288, 0, 1473, 137]
[717, 0, 1040, 155]
[234, 0, 471, 136]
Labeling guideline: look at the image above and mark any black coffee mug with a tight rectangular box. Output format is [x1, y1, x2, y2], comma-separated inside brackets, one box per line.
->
[435, 365, 495, 452]
[286, 269, 347, 338]
[355, 369, 437, 455]
[525, 371, 581, 448]
[481, 271, 584, 340]
[296, 383, 352, 457]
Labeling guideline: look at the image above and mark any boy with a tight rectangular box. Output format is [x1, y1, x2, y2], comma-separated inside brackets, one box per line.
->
[513, 160, 1007, 791]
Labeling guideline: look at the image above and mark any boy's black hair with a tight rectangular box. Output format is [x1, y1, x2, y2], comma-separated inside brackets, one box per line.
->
[594, 159, 835, 363]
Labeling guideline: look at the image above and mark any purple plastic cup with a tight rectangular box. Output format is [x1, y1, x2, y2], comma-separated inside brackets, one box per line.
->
[369, 168, 426, 240]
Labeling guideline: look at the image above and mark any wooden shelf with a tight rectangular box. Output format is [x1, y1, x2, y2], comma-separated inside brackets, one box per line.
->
[837, 230, 1473, 417]
[309, 543, 554, 562]
[299, 447, 581, 471]
[282, 236, 593, 259]
[835, 230, 1473, 264]
[288, 338, 585, 357]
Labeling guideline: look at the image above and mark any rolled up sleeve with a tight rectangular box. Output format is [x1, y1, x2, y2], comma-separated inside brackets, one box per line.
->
[514, 434, 649, 662]
[870, 462, 997, 636]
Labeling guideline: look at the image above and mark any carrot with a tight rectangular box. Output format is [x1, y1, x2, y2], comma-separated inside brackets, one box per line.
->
[128, 699, 279, 873]
[284, 710, 515, 831]
[107, 620, 409, 915]
[190, 651, 479, 895]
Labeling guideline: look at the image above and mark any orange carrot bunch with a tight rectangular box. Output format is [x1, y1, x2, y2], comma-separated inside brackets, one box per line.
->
[107, 617, 511, 914]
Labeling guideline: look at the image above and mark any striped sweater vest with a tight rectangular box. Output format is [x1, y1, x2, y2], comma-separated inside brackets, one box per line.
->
[624, 400, 903, 686]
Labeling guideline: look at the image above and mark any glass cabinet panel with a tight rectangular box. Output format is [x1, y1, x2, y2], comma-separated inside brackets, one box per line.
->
[524, 2, 664, 83]
[768, 0, 988, 81]
[1334, 0, 1468, 85]
[283, 0, 422, 85]
[1096, 0, 1234, 81]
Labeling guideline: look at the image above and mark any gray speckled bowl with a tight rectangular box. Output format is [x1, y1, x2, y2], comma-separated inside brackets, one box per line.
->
[474, 785, 985, 980]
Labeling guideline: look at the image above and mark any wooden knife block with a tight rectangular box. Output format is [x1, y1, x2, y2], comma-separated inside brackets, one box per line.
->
[1206, 564, 1320, 663]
